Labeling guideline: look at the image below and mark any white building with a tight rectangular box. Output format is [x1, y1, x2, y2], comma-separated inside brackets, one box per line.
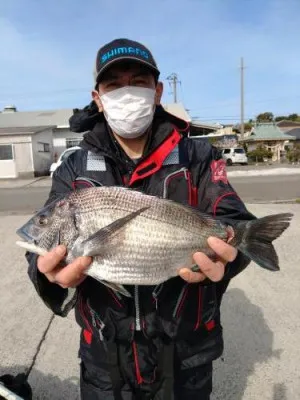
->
[0, 106, 77, 178]
[0, 126, 54, 178]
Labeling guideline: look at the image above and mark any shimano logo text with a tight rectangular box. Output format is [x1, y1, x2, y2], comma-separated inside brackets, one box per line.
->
[101, 47, 149, 63]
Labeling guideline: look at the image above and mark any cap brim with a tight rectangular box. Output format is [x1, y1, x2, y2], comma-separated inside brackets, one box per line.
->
[96, 56, 160, 84]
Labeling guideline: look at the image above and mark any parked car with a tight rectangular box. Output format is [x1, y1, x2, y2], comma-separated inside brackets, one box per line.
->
[49, 146, 81, 177]
[221, 147, 248, 166]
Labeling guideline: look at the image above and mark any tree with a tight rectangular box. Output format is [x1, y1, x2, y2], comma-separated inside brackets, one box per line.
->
[275, 115, 287, 122]
[233, 121, 253, 133]
[256, 112, 274, 122]
[244, 122, 253, 131]
[247, 145, 273, 162]
[287, 113, 299, 121]
[208, 137, 218, 146]
[286, 143, 300, 162]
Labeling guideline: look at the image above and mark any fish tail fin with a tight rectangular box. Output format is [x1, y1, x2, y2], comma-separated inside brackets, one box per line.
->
[234, 213, 293, 271]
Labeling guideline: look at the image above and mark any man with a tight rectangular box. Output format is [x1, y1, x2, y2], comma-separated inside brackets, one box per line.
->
[27, 38, 255, 399]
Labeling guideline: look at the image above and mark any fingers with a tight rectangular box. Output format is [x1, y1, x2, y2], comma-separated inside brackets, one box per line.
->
[207, 237, 238, 262]
[178, 268, 207, 283]
[192, 252, 225, 282]
[37, 245, 67, 274]
[179, 238, 238, 284]
[37, 245, 92, 288]
[53, 256, 92, 288]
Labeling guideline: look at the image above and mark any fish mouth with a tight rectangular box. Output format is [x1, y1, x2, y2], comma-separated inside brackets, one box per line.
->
[16, 226, 35, 243]
[16, 197, 62, 243]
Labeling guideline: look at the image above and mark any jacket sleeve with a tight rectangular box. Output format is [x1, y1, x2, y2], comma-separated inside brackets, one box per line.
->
[26, 155, 79, 317]
[69, 101, 100, 133]
[189, 141, 256, 281]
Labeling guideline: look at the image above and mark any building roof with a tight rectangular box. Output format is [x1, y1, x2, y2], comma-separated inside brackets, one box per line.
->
[163, 103, 192, 122]
[276, 120, 300, 128]
[0, 109, 73, 129]
[285, 128, 300, 140]
[242, 123, 295, 142]
[190, 119, 220, 131]
[0, 126, 55, 136]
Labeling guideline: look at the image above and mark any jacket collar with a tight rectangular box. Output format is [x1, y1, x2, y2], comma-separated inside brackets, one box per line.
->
[80, 105, 189, 164]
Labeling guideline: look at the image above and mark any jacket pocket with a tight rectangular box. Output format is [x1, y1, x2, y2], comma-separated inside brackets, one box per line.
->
[201, 284, 218, 328]
[172, 283, 218, 335]
[162, 167, 198, 206]
[163, 167, 190, 204]
[77, 294, 107, 345]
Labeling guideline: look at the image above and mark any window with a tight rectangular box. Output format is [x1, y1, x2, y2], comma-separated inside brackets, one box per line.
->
[0, 144, 13, 160]
[234, 148, 245, 154]
[66, 138, 81, 148]
[37, 142, 50, 153]
[223, 149, 231, 154]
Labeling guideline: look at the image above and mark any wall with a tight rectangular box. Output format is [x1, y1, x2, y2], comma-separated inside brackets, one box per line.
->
[52, 128, 83, 157]
[216, 126, 233, 135]
[0, 135, 34, 178]
[31, 129, 53, 176]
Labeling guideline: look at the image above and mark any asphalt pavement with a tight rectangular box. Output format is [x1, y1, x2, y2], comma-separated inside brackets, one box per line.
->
[0, 168, 300, 215]
[0, 203, 299, 399]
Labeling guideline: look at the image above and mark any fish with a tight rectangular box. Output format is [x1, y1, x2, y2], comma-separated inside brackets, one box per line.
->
[16, 186, 293, 297]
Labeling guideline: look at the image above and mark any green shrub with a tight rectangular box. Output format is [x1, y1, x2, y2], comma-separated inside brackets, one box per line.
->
[286, 144, 300, 162]
[247, 145, 273, 162]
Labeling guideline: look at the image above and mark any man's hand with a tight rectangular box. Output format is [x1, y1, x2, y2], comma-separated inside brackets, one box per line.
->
[179, 237, 238, 283]
[37, 245, 92, 289]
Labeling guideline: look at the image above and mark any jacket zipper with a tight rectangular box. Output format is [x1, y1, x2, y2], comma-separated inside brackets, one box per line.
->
[108, 288, 123, 308]
[86, 299, 106, 341]
[134, 286, 141, 331]
[173, 283, 189, 318]
[193, 285, 203, 331]
[152, 283, 164, 309]
[163, 167, 189, 198]
[79, 295, 93, 332]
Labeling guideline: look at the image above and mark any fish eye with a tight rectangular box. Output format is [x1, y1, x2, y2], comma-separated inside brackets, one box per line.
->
[37, 215, 48, 226]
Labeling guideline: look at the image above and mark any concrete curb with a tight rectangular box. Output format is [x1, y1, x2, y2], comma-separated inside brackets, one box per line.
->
[0, 177, 50, 189]
[21, 177, 47, 188]
[228, 168, 300, 178]
[247, 199, 300, 204]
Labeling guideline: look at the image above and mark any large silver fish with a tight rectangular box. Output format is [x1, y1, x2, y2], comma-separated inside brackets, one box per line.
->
[16, 186, 292, 296]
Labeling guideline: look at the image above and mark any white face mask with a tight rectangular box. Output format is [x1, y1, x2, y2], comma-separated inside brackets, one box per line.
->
[99, 86, 156, 139]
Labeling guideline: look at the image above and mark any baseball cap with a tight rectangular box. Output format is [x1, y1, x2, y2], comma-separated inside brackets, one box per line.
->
[94, 38, 160, 85]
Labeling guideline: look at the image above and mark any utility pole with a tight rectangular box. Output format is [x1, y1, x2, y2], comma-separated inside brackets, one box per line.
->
[167, 73, 180, 103]
[240, 57, 245, 140]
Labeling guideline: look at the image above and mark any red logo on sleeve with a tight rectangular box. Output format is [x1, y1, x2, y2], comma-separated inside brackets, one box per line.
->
[210, 159, 228, 184]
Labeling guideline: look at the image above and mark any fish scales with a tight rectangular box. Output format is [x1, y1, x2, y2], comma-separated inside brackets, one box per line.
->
[66, 187, 226, 284]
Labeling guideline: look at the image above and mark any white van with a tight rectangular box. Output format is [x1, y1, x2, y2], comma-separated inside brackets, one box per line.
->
[222, 147, 248, 166]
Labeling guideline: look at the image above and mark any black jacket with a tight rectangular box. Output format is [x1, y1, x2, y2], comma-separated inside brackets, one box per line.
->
[27, 105, 255, 399]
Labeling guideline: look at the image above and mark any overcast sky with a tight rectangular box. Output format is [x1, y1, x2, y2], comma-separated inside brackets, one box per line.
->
[0, 0, 299, 123]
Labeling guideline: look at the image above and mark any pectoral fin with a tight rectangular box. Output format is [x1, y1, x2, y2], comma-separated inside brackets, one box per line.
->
[73, 207, 149, 258]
